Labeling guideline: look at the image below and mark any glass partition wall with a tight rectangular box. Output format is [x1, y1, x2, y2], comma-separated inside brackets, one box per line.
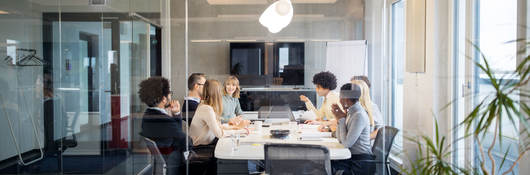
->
[181, 0, 389, 175]
[0, 0, 393, 175]
[0, 0, 164, 174]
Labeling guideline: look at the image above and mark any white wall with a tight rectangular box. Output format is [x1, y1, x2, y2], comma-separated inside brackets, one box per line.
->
[364, 0, 454, 169]
[364, 0, 385, 111]
[518, 0, 529, 173]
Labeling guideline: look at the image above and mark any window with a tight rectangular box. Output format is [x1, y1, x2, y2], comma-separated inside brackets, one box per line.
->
[391, 0, 405, 148]
[6, 39, 17, 65]
[474, 0, 519, 174]
[279, 47, 289, 73]
[274, 42, 305, 85]
[452, 0, 467, 168]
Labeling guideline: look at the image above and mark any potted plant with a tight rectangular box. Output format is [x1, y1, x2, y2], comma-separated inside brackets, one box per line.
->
[402, 42, 530, 175]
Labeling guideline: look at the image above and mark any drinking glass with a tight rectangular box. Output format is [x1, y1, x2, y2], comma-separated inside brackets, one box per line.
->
[230, 133, 240, 152]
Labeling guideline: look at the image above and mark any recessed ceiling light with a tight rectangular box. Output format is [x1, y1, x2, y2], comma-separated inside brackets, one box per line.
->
[0, 10, 9, 15]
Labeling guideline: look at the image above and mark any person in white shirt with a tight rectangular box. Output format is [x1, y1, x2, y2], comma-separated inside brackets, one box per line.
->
[300, 71, 342, 125]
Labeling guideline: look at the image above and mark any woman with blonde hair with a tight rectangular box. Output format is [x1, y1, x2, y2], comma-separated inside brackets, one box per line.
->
[189, 79, 248, 174]
[221, 76, 246, 124]
[351, 79, 383, 139]
[189, 79, 225, 146]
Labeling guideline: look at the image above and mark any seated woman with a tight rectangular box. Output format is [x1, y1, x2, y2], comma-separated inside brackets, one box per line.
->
[139, 77, 190, 175]
[190, 79, 248, 146]
[352, 79, 384, 139]
[190, 79, 226, 146]
[331, 83, 375, 175]
[221, 76, 250, 126]
[189, 79, 248, 174]
[300, 71, 342, 125]
[188, 79, 225, 175]
[320, 77, 384, 138]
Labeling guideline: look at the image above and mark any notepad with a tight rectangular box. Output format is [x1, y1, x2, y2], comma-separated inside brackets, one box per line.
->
[299, 124, 320, 129]
[299, 137, 323, 141]
[299, 132, 332, 139]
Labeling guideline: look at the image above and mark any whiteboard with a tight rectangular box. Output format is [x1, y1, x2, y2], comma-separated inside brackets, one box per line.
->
[325, 40, 368, 90]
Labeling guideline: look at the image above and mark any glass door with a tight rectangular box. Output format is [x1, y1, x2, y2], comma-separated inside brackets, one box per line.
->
[51, 18, 118, 173]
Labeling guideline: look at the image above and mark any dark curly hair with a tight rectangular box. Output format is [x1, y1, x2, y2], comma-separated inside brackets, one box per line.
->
[312, 71, 337, 90]
[138, 77, 170, 107]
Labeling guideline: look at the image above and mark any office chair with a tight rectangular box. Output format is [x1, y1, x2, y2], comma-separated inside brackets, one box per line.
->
[144, 137, 167, 175]
[264, 143, 339, 175]
[360, 126, 399, 175]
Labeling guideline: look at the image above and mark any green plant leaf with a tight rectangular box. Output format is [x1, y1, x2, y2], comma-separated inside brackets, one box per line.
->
[498, 147, 511, 170]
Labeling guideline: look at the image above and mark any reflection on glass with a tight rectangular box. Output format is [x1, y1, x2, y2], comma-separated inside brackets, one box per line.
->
[475, 0, 519, 174]
[391, 0, 405, 148]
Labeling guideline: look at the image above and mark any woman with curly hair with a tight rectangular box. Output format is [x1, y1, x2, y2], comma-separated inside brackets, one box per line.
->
[300, 71, 342, 125]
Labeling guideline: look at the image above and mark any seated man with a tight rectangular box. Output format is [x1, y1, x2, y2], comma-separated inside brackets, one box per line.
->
[139, 77, 191, 175]
[331, 83, 375, 175]
[182, 73, 206, 125]
[182, 73, 206, 113]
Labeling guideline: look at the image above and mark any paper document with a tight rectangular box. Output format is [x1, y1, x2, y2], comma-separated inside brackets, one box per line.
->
[299, 132, 332, 138]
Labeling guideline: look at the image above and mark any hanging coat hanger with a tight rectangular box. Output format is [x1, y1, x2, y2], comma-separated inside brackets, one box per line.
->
[3, 55, 15, 65]
[16, 49, 46, 66]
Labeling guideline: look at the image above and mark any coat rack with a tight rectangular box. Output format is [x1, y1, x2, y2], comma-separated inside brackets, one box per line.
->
[2, 48, 47, 66]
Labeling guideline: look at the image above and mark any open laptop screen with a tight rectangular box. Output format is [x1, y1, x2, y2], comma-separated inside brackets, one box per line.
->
[258, 105, 296, 121]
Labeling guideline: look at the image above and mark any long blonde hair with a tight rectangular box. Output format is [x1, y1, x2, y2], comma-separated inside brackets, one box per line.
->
[351, 80, 375, 126]
[223, 76, 241, 98]
[202, 79, 223, 117]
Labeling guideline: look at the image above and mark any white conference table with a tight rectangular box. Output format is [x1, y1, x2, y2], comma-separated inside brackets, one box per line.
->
[214, 123, 351, 160]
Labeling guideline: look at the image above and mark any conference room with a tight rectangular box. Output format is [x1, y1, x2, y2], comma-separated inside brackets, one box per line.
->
[0, 0, 528, 175]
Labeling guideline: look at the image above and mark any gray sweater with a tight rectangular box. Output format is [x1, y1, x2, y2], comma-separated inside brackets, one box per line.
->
[336, 103, 373, 155]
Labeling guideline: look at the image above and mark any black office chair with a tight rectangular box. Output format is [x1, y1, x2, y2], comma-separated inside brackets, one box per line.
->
[144, 137, 167, 175]
[361, 126, 399, 175]
[264, 143, 338, 175]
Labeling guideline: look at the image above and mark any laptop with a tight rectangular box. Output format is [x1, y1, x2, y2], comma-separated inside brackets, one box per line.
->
[257, 105, 296, 123]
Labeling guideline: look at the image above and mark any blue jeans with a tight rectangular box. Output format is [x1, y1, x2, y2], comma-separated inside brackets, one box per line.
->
[248, 160, 264, 173]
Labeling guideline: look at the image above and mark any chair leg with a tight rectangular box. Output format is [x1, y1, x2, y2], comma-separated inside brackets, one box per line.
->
[386, 164, 391, 175]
